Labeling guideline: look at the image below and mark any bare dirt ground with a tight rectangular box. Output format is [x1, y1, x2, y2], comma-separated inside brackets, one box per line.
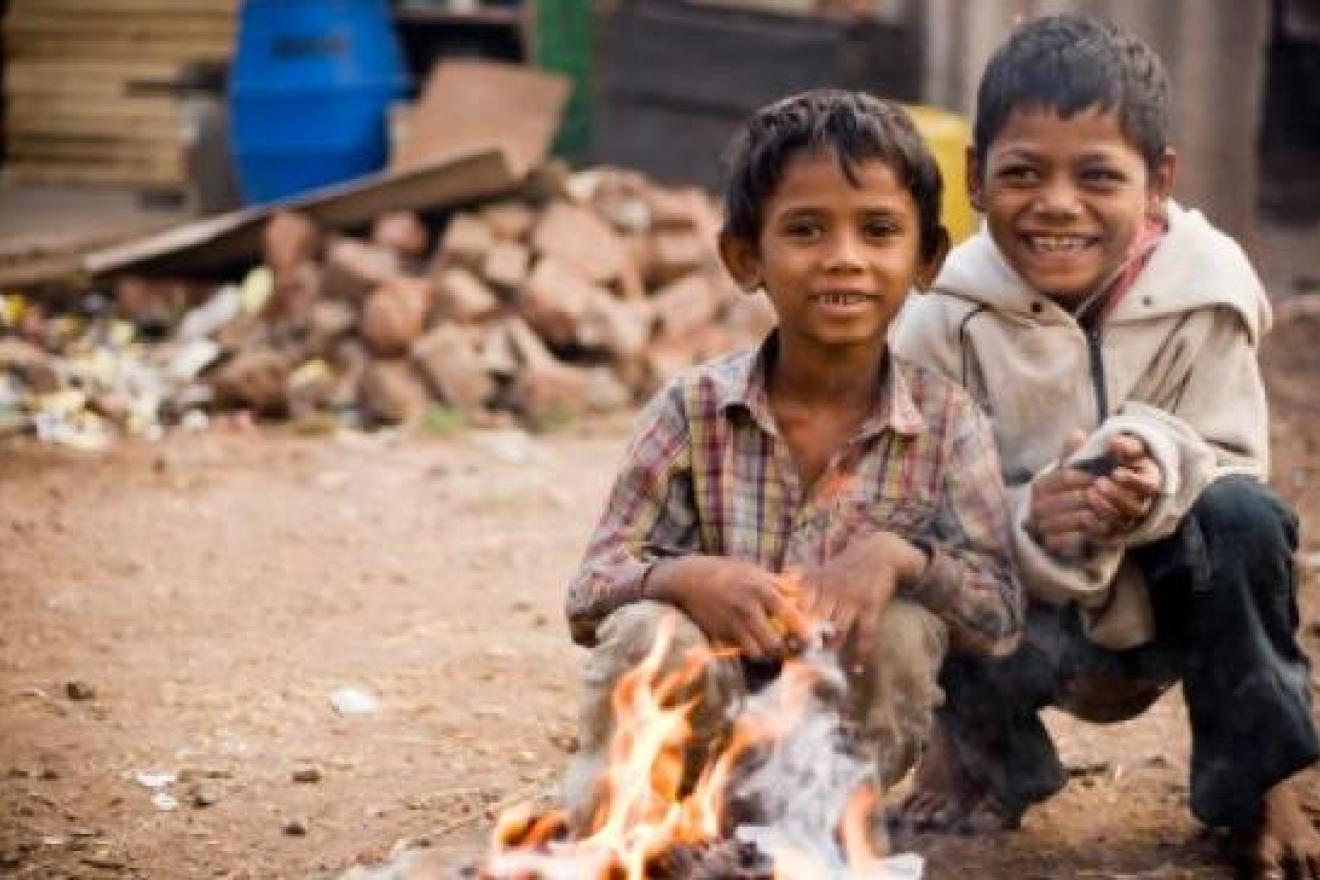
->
[1, 304, 1318, 880]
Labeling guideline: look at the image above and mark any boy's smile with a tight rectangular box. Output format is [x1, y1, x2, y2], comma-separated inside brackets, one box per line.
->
[970, 107, 1175, 307]
[722, 151, 942, 356]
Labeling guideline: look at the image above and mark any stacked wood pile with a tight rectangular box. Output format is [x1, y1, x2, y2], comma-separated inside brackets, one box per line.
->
[118, 167, 777, 429]
[2, 0, 236, 190]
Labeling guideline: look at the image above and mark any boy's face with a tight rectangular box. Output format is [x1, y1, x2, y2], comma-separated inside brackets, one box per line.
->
[720, 151, 946, 355]
[969, 107, 1176, 305]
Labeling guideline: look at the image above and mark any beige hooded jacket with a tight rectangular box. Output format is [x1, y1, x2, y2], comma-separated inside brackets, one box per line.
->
[893, 203, 1272, 649]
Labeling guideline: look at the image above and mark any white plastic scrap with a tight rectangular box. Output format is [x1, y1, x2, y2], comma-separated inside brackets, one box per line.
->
[132, 769, 180, 812]
[132, 770, 176, 789]
[329, 687, 380, 717]
[178, 285, 242, 341]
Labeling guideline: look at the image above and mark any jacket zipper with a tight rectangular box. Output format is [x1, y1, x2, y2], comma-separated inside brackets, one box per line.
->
[1085, 325, 1109, 422]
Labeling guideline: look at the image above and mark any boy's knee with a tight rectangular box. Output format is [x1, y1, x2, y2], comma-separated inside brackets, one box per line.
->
[1193, 476, 1298, 554]
[591, 600, 709, 673]
[869, 600, 949, 677]
[858, 600, 949, 785]
[567, 601, 734, 823]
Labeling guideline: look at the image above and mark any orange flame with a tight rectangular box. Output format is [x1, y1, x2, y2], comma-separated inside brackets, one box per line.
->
[484, 581, 892, 879]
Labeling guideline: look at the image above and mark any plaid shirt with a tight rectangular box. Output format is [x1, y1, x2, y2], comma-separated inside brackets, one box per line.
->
[566, 335, 1022, 656]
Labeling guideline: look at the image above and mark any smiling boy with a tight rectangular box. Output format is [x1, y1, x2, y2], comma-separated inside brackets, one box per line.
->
[894, 14, 1320, 878]
[560, 90, 1021, 829]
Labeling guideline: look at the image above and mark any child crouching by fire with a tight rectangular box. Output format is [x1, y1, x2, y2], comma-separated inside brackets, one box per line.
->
[560, 89, 1024, 833]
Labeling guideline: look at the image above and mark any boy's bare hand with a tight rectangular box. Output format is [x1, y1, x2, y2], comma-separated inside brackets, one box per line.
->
[1032, 431, 1165, 559]
[807, 532, 927, 671]
[1085, 434, 1161, 539]
[646, 556, 810, 660]
[1031, 431, 1105, 559]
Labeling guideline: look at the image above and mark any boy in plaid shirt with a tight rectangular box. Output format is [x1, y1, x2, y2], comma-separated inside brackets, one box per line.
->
[561, 90, 1022, 824]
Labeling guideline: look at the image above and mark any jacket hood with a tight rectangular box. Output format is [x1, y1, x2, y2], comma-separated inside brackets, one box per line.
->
[933, 202, 1272, 342]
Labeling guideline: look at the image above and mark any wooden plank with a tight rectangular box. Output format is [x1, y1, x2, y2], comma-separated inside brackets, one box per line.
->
[5, 161, 186, 185]
[84, 148, 522, 277]
[8, 134, 180, 164]
[7, 76, 144, 101]
[7, 114, 179, 144]
[7, 125, 180, 147]
[7, 94, 179, 120]
[5, 35, 232, 62]
[5, 148, 185, 172]
[9, 0, 237, 14]
[5, 60, 182, 93]
[6, 13, 236, 43]
[3, 161, 184, 188]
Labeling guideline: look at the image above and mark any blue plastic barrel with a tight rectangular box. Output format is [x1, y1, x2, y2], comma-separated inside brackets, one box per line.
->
[228, 0, 408, 204]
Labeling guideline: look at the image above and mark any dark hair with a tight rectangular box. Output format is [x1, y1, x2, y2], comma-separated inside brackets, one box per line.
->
[974, 14, 1171, 172]
[721, 89, 944, 261]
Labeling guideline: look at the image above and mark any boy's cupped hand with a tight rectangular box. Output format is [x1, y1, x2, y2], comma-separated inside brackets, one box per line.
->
[805, 531, 927, 673]
[647, 556, 811, 660]
[1031, 430, 1162, 560]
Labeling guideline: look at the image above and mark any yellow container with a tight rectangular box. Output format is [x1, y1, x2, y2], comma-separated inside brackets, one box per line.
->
[905, 104, 977, 246]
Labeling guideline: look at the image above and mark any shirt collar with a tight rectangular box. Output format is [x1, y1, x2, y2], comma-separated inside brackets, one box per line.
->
[716, 331, 926, 439]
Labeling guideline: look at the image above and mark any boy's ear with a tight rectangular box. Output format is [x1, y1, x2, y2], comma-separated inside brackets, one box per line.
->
[718, 231, 762, 292]
[1147, 148, 1177, 217]
[916, 227, 952, 291]
[965, 145, 985, 214]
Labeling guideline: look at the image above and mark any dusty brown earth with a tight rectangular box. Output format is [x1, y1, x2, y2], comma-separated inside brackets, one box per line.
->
[1, 302, 1318, 880]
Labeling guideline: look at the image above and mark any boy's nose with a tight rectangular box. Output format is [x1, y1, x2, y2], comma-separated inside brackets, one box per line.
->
[1032, 179, 1082, 218]
[822, 231, 866, 271]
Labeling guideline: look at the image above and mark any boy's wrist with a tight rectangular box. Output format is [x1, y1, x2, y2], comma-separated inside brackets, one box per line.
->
[642, 556, 692, 606]
[904, 536, 934, 583]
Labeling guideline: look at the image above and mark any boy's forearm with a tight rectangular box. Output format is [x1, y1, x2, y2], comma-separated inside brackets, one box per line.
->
[642, 554, 715, 609]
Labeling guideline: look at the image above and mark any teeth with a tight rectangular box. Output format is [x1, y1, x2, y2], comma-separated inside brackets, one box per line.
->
[1029, 235, 1090, 252]
[818, 293, 868, 304]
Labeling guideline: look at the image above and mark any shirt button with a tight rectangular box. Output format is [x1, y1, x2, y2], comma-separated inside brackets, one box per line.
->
[1030, 301, 1043, 314]
[1142, 296, 1153, 306]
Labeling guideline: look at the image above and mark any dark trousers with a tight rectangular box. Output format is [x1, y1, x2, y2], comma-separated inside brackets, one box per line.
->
[937, 476, 1318, 828]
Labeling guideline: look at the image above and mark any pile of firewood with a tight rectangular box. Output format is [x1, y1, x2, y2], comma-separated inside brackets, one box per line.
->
[161, 166, 775, 429]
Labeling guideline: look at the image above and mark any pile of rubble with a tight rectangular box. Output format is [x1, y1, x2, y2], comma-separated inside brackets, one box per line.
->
[0, 166, 775, 448]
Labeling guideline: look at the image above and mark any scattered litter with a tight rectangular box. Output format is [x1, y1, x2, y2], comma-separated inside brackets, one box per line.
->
[178, 286, 241, 341]
[132, 770, 176, 789]
[131, 768, 181, 811]
[291, 765, 323, 784]
[330, 687, 380, 717]
[80, 854, 126, 870]
[64, 680, 96, 701]
[239, 266, 274, 314]
[476, 430, 538, 465]
[168, 339, 223, 383]
[283, 818, 308, 837]
[188, 785, 219, 808]
[1066, 760, 1110, 779]
[150, 791, 178, 812]
[176, 766, 233, 782]
[180, 410, 210, 432]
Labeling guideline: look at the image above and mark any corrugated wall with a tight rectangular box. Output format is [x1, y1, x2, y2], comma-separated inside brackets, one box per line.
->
[918, 0, 1270, 245]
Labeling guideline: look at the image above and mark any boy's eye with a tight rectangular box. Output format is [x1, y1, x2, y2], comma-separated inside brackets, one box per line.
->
[1080, 166, 1126, 186]
[996, 164, 1039, 183]
[862, 218, 901, 239]
[782, 219, 822, 239]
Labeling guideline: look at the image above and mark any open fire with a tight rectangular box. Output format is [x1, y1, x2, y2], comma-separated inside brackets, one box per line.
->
[476, 607, 925, 880]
